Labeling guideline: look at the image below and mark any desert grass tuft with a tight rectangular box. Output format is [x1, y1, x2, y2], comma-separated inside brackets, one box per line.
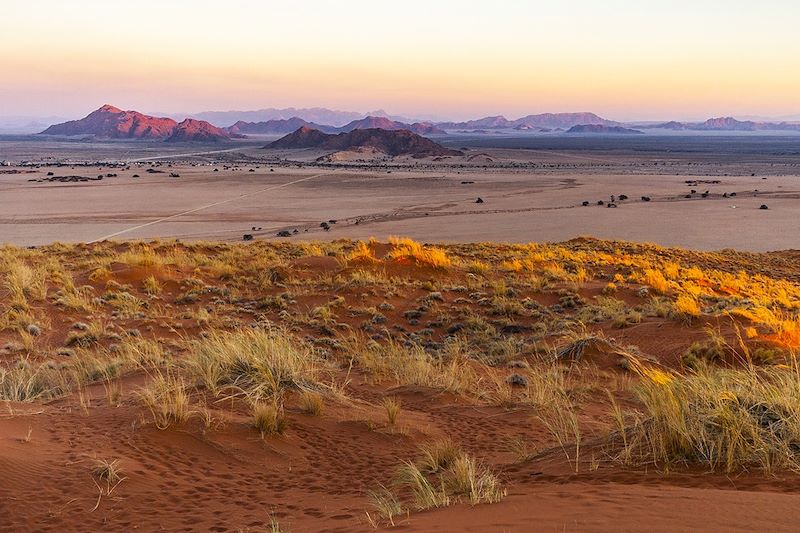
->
[383, 397, 401, 427]
[300, 390, 324, 416]
[366, 485, 405, 527]
[252, 402, 288, 437]
[139, 371, 190, 429]
[187, 328, 324, 400]
[92, 458, 125, 486]
[616, 358, 800, 473]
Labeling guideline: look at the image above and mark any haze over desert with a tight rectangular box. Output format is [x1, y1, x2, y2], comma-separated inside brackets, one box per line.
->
[2, 1, 800, 532]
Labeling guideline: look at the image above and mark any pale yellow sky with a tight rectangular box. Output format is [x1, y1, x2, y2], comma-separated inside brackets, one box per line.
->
[1, 0, 798, 120]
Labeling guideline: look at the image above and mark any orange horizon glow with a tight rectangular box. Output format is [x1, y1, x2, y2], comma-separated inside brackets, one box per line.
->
[2, 0, 799, 122]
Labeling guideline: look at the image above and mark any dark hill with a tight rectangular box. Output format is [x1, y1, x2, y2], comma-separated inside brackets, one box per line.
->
[566, 124, 644, 134]
[268, 127, 461, 158]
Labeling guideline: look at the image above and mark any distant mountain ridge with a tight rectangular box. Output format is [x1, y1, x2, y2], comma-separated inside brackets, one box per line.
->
[642, 116, 800, 132]
[184, 108, 428, 128]
[567, 124, 644, 134]
[40, 105, 234, 142]
[38, 106, 800, 141]
[337, 116, 446, 135]
[226, 116, 445, 136]
[268, 127, 461, 158]
[188, 108, 365, 128]
[227, 117, 337, 135]
[437, 112, 617, 130]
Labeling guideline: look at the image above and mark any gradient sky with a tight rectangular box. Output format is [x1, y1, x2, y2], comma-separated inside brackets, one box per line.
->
[1, 0, 798, 121]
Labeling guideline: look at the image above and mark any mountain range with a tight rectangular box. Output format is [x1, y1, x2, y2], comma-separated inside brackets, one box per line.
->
[640, 117, 800, 132]
[437, 112, 617, 130]
[228, 115, 445, 136]
[179, 108, 426, 128]
[37, 106, 800, 142]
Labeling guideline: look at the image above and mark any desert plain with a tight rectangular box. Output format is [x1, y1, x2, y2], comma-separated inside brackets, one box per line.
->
[2, 135, 800, 250]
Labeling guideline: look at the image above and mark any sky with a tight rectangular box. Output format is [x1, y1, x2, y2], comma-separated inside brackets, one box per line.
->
[1, 0, 799, 122]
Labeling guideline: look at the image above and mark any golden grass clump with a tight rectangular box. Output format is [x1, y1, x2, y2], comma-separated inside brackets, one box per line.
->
[142, 275, 162, 296]
[465, 260, 491, 276]
[386, 445, 505, 513]
[187, 328, 324, 400]
[349, 339, 479, 396]
[300, 390, 324, 416]
[673, 293, 702, 321]
[0, 361, 64, 402]
[418, 439, 461, 474]
[387, 237, 451, 269]
[383, 397, 401, 426]
[619, 361, 800, 473]
[252, 401, 289, 437]
[139, 371, 191, 429]
[345, 241, 379, 264]
[0, 347, 135, 402]
[642, 268, 671, 294]
[366, 486, 405, 527]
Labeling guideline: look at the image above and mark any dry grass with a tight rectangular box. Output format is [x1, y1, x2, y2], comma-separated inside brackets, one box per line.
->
[300, 390, 324, 416]
[418, 439, 461, 474]
[345, 241, 379, 264]
[383, 397, 401, 427]
[252, 402, 289, 437]
[614, 358, 800, 473]
[385, 445, 505, 513]
[92, 458, 125, 486]
[366, 486, 405, 527]
[348, 339, 480, 396]
[387, 237, 451, 269]
[186, 328, 325, 400]
[395, 461, 450, 510]
[139, 371, 190, 429]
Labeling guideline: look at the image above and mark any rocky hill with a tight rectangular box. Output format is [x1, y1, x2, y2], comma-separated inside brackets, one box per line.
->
[165, 119, 233, 142]
[41, 105, 233, 141]
[40, 105, 178, 139]
[268, 127, 461, 158]
[566, 124, 644, 134]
